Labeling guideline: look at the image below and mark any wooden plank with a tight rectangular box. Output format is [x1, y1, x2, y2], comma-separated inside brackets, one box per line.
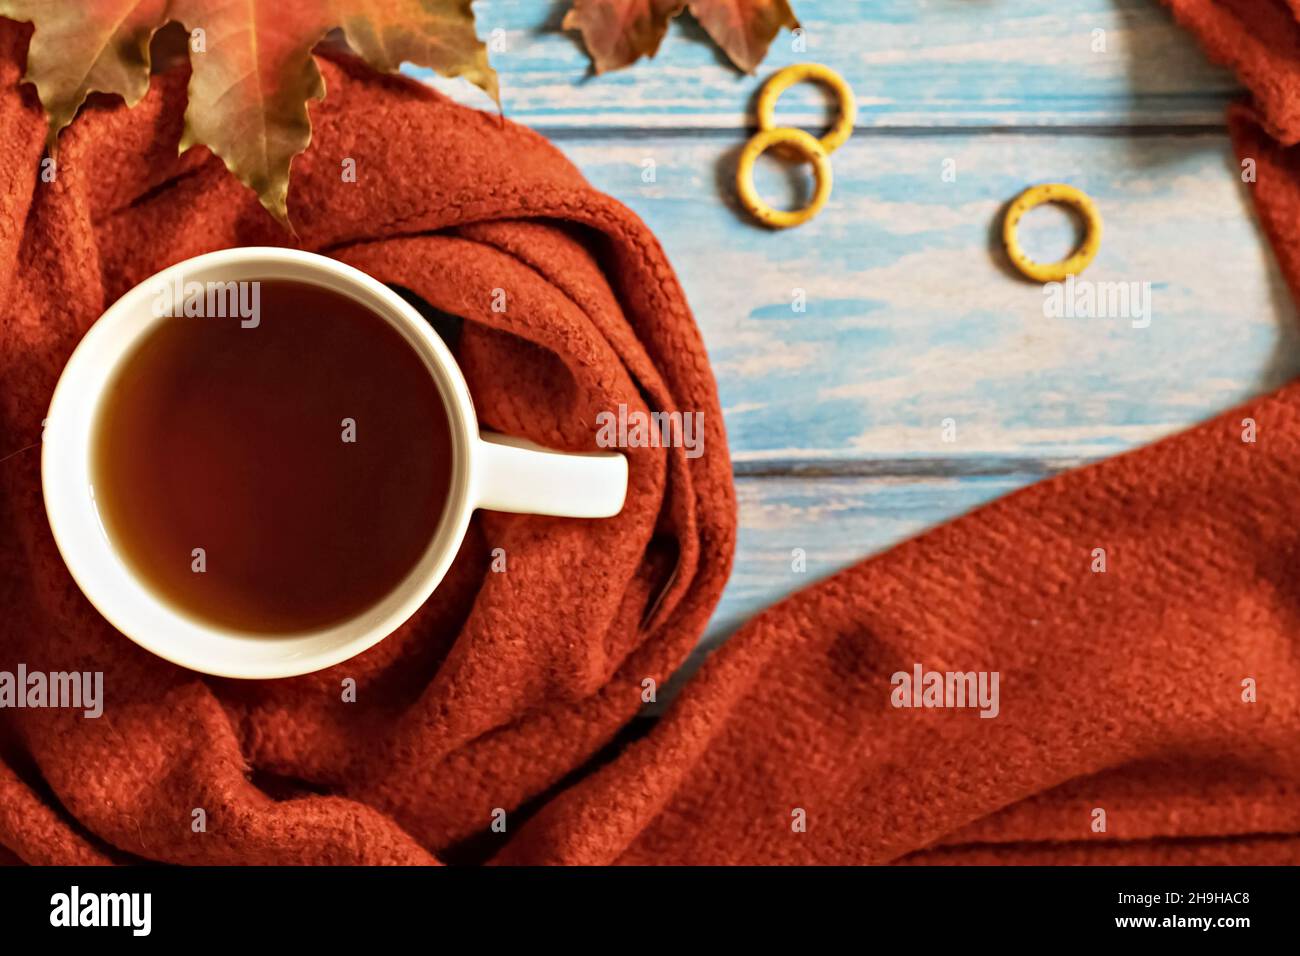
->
[406, 0, 1239, 129]
[555, 130, 1298, 465]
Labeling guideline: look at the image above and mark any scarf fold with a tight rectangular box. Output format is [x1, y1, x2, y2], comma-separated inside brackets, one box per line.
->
[1, 1, 1298, 865]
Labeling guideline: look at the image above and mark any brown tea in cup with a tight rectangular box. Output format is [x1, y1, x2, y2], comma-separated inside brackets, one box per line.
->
[91, 280, 453, 633]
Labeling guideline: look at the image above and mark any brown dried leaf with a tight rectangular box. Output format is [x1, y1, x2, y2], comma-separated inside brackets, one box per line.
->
[0, 0, 170, 146]
[334, 0, 498, 101]
[687, 0, 798, 74]
[1, 0, 498, 227]
[563, 0, 797, 75]
[168, 1, 332, 227]
[561, 0, 685, 74]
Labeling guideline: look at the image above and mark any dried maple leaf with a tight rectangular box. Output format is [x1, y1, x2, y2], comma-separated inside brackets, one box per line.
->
[563, 0, 797, 75]
[0, 0, 497, 227]
[688, 0, 798, 74]
[0, 1, 170, 137]
[561, 0, 684, 74]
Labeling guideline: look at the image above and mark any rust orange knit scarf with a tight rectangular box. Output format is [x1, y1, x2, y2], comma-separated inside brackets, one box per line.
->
[1, 1, 1298, 864]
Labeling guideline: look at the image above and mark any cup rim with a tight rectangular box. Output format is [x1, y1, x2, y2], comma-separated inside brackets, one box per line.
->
[42, 247, 479, 679]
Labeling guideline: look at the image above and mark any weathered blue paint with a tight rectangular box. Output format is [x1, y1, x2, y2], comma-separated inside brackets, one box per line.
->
[398, 0, 1289, 649]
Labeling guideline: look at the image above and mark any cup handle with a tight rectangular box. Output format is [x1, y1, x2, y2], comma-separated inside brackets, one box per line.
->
[474, 433, 628, 518]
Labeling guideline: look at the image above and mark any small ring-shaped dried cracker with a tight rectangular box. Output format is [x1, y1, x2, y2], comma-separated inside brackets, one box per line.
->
[757, 63, 856, 155]
[1003, 183, 1103, 283]
[736, 127, 833, 229]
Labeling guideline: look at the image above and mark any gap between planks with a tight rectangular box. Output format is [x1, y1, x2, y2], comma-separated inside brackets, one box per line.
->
[538, 123, 1230, 141]
[732, 456, 1088, 480]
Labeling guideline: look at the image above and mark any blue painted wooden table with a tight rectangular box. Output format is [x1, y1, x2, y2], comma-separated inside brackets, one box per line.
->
[407, 0, 1296, 654]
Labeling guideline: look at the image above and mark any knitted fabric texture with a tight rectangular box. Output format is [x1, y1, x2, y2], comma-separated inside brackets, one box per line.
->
[1, 2, 1299, 864]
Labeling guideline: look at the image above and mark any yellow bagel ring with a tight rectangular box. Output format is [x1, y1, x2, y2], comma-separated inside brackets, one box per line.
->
[1003, 183, 1103, 282]
[736, 127, 833, 229]
[757, 63, 856, 155]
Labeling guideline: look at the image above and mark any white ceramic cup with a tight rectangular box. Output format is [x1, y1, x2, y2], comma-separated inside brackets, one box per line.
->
[42, 248, 627, 679]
